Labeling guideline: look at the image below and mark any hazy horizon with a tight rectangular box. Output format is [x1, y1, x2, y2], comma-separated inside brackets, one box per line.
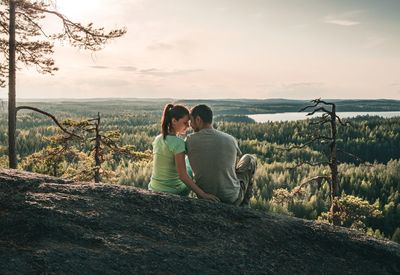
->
[1, 97, 400, 102]
[1, 0, 400, 99]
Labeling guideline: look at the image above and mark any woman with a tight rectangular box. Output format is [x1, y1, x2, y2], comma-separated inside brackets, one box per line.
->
[148, 104, 219, 201]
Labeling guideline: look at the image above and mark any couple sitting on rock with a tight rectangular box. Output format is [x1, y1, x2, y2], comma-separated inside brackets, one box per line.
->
[148, 104, 257, 206]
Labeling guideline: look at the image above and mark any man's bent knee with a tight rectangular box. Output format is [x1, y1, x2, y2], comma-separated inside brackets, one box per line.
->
[236, 154, 257, 173]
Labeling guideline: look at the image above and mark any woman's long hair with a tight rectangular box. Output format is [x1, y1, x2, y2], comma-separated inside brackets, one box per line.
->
[161, 104, 189, 139]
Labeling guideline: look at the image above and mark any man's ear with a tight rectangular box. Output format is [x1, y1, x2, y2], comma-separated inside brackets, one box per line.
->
[195, 116, 202, 125]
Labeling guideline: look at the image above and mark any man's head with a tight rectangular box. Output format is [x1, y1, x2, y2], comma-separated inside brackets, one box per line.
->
[190, 104, 213, 132]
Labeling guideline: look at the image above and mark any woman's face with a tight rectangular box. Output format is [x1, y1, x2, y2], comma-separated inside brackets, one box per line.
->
[172, 115, 190, 134]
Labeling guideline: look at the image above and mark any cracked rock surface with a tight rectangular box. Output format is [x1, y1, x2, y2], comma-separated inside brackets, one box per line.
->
[1, 168, 399, 274]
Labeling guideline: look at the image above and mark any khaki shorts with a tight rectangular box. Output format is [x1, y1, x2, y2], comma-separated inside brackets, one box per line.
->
[233, 154, 257, 206]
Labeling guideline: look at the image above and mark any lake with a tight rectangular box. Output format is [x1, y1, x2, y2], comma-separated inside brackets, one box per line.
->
[248, 111, 400, 123]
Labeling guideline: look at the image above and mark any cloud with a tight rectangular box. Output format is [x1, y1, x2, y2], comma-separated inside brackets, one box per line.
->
[89, 65, 137, 71]
[117, 66, 137, 71]
[324, 10, 364, 26]
[147, 42, 174, 51]
[145, 37, 198, 56]
[138, 68, 203, 77]
[87, 65, 202, 77]
[89, 65, 109, 69]
[283, 82, 324, 89]
[324, 19, 360, 26]
[256, 84, 274, 88]
[77, 78, 131, 87]
[254, 82, 328, 99]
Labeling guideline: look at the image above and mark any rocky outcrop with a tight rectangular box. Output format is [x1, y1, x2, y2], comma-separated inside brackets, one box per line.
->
[1, 168, 399, 274]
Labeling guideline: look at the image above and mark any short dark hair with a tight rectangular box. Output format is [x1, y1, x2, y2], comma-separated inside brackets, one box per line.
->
[190, 104, 213, 124]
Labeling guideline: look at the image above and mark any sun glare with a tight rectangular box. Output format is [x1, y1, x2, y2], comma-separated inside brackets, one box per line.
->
[55, 0, 98, 20]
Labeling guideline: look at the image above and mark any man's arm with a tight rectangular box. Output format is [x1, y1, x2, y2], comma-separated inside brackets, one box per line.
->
[175, 153, 219, 202]
[235, 138, 242, 165]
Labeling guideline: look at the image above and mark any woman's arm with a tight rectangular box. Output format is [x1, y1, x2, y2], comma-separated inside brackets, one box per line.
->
[175, 152, 220, 202]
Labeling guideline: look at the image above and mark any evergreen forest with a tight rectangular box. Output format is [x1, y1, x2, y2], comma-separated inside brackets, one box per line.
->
[0, 99, 399, 243]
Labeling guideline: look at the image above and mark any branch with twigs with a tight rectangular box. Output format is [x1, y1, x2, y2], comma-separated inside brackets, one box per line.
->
[292, 175, 331, 195]
[19, 1, 127, 51]
[15, 10, 48, 37]
[337, 148, 371, 165]
[286, 161, 331, 170]
[310, 118, 331, 126]
[16, 106, 83, 139]
[313, 99, 335, 107]
[0, 11, 8, 34]
[272, 175, 331, 206]
[305, 106, 333, 117]
[101, 136, 150, 160]
[282, 135, 333, 151]
[1, 0, 126, 86]
[335, 115, 350, 126]
[299, 98, 334, 112]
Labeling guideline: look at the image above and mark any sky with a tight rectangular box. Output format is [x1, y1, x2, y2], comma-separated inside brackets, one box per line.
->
[2, 0, 400, 99]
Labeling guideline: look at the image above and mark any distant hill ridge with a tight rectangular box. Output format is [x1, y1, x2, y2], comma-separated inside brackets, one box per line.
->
[1, 98, 399, 115]
[1, 169, 399, 274]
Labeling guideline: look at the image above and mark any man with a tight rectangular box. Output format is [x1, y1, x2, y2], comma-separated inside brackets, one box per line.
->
[186, 104, 257, 206]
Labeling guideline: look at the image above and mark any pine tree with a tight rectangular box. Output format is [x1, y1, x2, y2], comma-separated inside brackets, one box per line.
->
[0, 0, 126, 168]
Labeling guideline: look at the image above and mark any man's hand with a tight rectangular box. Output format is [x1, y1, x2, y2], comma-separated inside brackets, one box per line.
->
[199, 192, 220, 202]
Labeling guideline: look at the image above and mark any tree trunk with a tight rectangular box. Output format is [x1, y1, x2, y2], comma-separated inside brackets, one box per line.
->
[94, 113, 101, 183]
[8, 0, 17, 169]
[330, 104, 340, 225]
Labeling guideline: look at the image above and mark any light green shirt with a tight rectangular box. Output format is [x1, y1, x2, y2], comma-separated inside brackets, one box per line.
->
[148, 134, 188, 194]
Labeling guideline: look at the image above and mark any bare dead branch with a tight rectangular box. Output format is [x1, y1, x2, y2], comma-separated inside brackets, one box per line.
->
[282, 135, 332, 151]
[282, 138, 316, 150]
[335, 115, 350, 126]
[307, 107, 332, 116]
[16, 106, 82, 139]
[86, 118, 99, 122]
[337, 148, 371, 165]
[286, 161, 331, 170]
[317, 135, 333, 140]
[313, 99, 335, 107]
[292, 176, 330, 195]
[309, 113, 331, 125]
[310, 119, 331, 126]
[299, 101, 320, 112]
[299, 98, 335, 112]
